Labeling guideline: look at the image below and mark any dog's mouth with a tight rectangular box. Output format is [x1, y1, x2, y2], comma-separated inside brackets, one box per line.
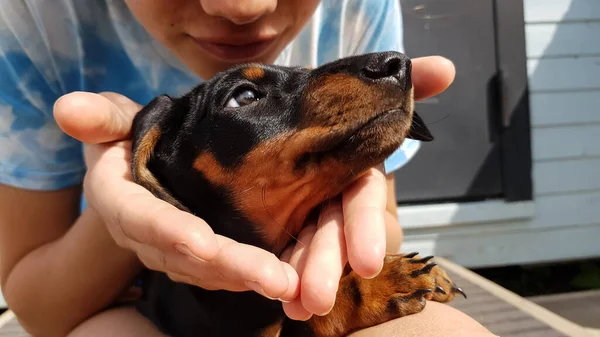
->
[306, 107, 409, 157]
[336, 107, 406, 148]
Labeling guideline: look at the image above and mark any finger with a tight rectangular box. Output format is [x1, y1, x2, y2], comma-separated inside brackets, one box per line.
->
[286, 224, 316, 270]
[279, 244, 295, 264]
[82, 138, 218, 259]
[342, 166, 387, 279]
[137, 244, 245, 292]
[54, 91, 141, 144]
[300, 199, 347, 316]
[412, 56, 456, 101]
[282, 225, 316, 320]
[166, 272, 206, 289]
[132, 241, 218, 285]
[280, 263, 301, 302]
[111, 190, 221, 263]
[283, 298, 313, 321]
[210, 237, 294, 300]
[136, 235, 298, 301]
[83, 147, 220, 262]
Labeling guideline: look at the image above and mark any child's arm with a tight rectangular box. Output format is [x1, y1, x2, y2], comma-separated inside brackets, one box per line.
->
[0, 184, 143, 337]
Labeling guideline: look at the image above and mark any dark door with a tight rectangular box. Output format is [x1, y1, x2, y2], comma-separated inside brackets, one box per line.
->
[394, 0, 504, 204]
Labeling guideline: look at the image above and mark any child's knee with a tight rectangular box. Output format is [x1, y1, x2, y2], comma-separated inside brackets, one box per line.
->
[349, 301, 496, 337]
[68, 307, 167, 337]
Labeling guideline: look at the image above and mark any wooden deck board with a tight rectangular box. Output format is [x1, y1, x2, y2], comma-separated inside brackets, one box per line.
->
[438, 257, 592, 337]
[0, 259, 592, 337]
[444, 269, 568, 336]
[529, 290, 600, 330]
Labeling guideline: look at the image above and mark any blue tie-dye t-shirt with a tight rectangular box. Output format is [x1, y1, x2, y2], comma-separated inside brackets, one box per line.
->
[0, 0, 420, 191]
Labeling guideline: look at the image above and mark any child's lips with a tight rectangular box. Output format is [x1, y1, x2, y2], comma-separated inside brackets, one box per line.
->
[192, 36, 277, 62]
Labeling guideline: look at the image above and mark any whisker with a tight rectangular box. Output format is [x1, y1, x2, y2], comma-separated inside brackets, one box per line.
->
[238, 184, 258, 195]
[260, 184, 304, 249]
[419, 112, 452, 127]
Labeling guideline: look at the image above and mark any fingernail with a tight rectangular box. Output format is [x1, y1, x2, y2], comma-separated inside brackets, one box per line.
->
[53, 96, 63, 112]
[363, 260, 384, 280]
[174, 243, 206, 262]
[245, 281, 277, 300]
[315, 305, 334, 317]
[364, 244, 385, 279]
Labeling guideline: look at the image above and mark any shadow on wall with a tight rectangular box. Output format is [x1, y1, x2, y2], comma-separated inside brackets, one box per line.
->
[395, 0, 505, 204]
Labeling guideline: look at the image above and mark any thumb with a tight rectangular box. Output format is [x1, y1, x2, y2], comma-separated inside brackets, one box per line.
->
[54, 91, 142, 144]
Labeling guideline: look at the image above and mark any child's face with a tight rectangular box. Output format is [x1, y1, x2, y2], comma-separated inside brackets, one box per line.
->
[125, 0, 320, 79]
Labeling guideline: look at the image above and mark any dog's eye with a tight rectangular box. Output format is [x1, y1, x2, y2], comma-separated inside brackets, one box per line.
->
[226, 89, 260, 108]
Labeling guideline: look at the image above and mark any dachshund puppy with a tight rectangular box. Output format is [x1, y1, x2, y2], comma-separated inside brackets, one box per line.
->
[131, 51, 464, 337]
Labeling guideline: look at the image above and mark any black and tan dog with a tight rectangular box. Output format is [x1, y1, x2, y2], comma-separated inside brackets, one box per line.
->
[130, 51, 464, 337]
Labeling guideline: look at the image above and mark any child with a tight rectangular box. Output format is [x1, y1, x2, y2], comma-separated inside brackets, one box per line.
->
[0, 0, 491, 335]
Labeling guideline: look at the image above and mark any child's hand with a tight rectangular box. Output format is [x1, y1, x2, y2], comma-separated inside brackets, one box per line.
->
[55, 92, 299, 304]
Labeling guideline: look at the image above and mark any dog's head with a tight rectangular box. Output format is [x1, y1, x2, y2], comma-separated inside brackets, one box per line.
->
[131, 51, 432, 253]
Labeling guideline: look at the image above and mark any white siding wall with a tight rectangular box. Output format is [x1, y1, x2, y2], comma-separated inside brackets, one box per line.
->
[401, 0, 600, 268]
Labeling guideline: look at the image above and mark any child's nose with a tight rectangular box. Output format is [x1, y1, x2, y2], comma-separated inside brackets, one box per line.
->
[199, 0, 277, 25]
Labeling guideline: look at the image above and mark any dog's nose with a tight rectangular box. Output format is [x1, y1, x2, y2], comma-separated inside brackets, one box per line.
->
[361, 52, 411, 88]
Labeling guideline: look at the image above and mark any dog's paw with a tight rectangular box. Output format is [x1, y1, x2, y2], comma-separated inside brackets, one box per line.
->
[308, 253, 465, 337]
[381, 252, 466, 316]
[421, 255, 467, 303]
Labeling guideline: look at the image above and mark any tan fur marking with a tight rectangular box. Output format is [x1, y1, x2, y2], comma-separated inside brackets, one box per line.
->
[242, 66, 265, 80]
[303, 73, 387, 131]
[192, 151, 231, 186]
[133, 127, 187, 210]
[193, 132, 353, 254]
[134, 127, 161, 181]
[260, 318, 283, 337]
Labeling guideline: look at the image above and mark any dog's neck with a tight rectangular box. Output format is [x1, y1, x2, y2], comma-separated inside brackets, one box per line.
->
[186, 143, 361, 255]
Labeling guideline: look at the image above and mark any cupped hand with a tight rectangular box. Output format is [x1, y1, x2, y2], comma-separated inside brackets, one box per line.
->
[280, 56, 456, 320]
[54, 92, 299, 303]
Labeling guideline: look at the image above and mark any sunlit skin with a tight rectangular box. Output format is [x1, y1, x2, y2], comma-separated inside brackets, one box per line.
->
[125, 0, 320, 79]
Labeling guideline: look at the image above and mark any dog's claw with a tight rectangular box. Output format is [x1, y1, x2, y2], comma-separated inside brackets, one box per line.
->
[435, 285, 446, 294]
[404, 252, 419, 258]
[411, 263, 437, 277]
[423, 263, 437, 273]
[452, 286, 467, 299]
[411, 255, 434, 264]
[412, 288, 433, 298]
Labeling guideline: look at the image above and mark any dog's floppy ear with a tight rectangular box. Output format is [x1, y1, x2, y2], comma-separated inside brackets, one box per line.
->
[407, 111, 434, 142]
[131, 94, 189, 211]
